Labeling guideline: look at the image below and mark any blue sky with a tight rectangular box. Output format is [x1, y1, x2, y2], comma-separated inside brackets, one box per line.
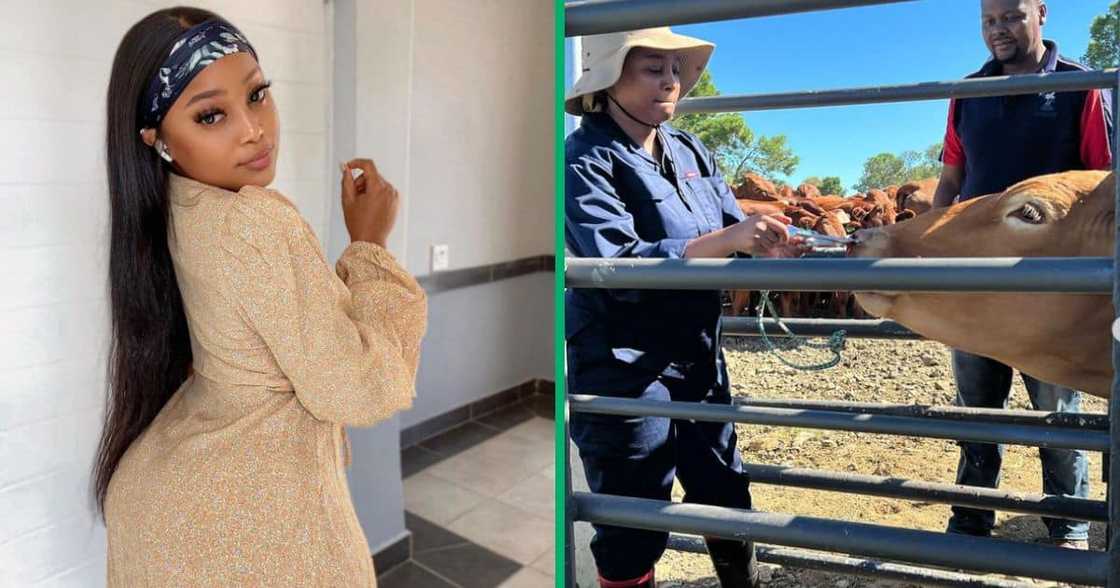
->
[663, 0, 1113, 191]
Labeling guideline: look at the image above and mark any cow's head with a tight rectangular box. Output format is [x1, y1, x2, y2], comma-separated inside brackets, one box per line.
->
[897, 180, 935, 216]
[846, 170, 1116, 396]
[851, 171, 1113, 266]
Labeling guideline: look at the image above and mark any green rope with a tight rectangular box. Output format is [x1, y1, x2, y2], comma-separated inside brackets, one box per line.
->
[756, 290, 847, 371]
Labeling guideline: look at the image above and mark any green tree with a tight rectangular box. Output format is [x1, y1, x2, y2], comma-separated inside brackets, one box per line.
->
[673, 70, 799, 183]
[1083, 1, 1119, 69]
[855, 153, 908, 192]
[903, 143, 943, 181]
[819, 176, 845, 196]
[854, 142, 942, 192]
[801, 176, 845, 196]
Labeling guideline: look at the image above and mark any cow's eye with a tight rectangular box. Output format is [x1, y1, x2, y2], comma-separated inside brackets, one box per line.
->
[1011, 202, 1046, 224]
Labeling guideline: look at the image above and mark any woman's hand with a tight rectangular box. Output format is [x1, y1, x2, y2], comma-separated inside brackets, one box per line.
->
[765, 238, 813, 258]
[340, 158, 399, 247]
[683, 213, 808, 259]
[726, 214, 798, 256]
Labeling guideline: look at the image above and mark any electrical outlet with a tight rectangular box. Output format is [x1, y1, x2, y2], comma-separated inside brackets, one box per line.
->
[431, 244, 449, 272]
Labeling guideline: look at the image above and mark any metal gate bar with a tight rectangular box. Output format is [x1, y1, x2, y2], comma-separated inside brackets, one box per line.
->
[678, 69, 1118, 113]
[566, 256, 1113, 292]
[742, 463, 1108, 522]
[569, 395, 1110, 451]
[734, 397, 1110, 429]
[1105, 74, 1120, 587]
[665, 534, 1038, 588]
[566, 0, 917, 36]
[575, 493, 1107, 585]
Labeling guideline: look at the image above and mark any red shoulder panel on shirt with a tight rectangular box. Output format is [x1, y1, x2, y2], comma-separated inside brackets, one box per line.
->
[1081, 89, 1113, 170]
[941, 99, 965, 167]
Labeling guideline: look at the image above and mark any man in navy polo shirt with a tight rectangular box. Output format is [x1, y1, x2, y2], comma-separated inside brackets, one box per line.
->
[931, 0, 1113, 550]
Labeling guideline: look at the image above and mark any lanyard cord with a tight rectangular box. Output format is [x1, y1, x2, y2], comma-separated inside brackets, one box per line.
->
[606, 92, 660, 129]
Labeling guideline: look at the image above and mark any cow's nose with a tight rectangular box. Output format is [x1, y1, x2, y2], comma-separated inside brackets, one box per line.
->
[848, 228, 885, 256]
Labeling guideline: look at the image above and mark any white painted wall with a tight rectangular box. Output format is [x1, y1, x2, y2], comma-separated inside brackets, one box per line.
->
[328, 0, 555, 549]
[406, 272, 554, 428]
[336, 0, 555, 430]
[405, 0, 555, 274]
[0, 0, 553, 585]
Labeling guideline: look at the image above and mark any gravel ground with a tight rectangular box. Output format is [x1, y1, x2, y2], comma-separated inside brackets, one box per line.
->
[656, 335, 1109, 588]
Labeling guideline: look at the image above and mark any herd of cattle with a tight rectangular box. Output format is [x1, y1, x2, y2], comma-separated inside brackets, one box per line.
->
[726, 173, 939, 318]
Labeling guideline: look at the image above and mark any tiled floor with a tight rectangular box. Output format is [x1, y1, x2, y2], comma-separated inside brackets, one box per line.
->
[380, 394, 555, 588]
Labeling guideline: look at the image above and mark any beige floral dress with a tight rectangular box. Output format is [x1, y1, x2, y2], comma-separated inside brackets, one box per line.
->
[105, 173, 427, 586]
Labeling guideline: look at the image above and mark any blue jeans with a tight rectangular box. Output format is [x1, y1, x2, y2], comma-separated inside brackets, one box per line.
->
[947, 350, 1090, 541]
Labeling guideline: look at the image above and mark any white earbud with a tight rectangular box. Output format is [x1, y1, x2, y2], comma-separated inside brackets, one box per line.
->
[153, 139, 174, 163]
[140, 129, 174, 163]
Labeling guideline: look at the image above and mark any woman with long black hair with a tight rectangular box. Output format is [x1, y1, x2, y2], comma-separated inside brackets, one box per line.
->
[94, 7, 426, 585]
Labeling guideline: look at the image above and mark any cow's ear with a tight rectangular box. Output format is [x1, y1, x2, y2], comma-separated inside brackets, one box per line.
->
[1089, 173, 1116, 207]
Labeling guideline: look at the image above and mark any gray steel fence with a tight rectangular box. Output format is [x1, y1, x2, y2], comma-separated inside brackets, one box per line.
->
[564, 0, 1120, 585]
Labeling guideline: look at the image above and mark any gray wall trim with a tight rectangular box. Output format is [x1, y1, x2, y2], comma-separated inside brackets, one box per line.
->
[417, 254, 555, 295]
[372, 531, 412, 577]
[401, 378, 555, 449]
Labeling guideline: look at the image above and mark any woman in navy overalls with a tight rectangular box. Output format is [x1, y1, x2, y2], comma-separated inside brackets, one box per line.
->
[565, 27, 803, 588]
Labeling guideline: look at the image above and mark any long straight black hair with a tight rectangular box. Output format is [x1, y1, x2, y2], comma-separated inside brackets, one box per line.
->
[93, 6, 232, 518]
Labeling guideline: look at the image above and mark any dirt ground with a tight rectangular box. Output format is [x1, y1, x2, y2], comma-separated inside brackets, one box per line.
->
[657, 336, 1109, 588]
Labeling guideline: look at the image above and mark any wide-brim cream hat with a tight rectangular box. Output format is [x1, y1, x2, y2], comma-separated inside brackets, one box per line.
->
[566, 27, 714, 116]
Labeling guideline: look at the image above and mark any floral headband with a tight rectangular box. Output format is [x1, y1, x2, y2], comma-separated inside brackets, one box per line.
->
[139, 20, 257, 129]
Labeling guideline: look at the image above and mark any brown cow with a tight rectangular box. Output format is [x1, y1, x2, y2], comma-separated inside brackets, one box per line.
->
[735, 173, 783, 202]
[897, 178, 938, 216]
[813, 196, 856, 213]
[797, 182, 822, 199]
[860, 189, 898, 228]
[849, 170, 1115, 397]
[736, 199, 785, 218]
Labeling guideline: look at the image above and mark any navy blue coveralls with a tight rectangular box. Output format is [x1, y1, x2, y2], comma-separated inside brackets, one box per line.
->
[940, 40, 1113, 541]
[565, 111, 750, 580]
